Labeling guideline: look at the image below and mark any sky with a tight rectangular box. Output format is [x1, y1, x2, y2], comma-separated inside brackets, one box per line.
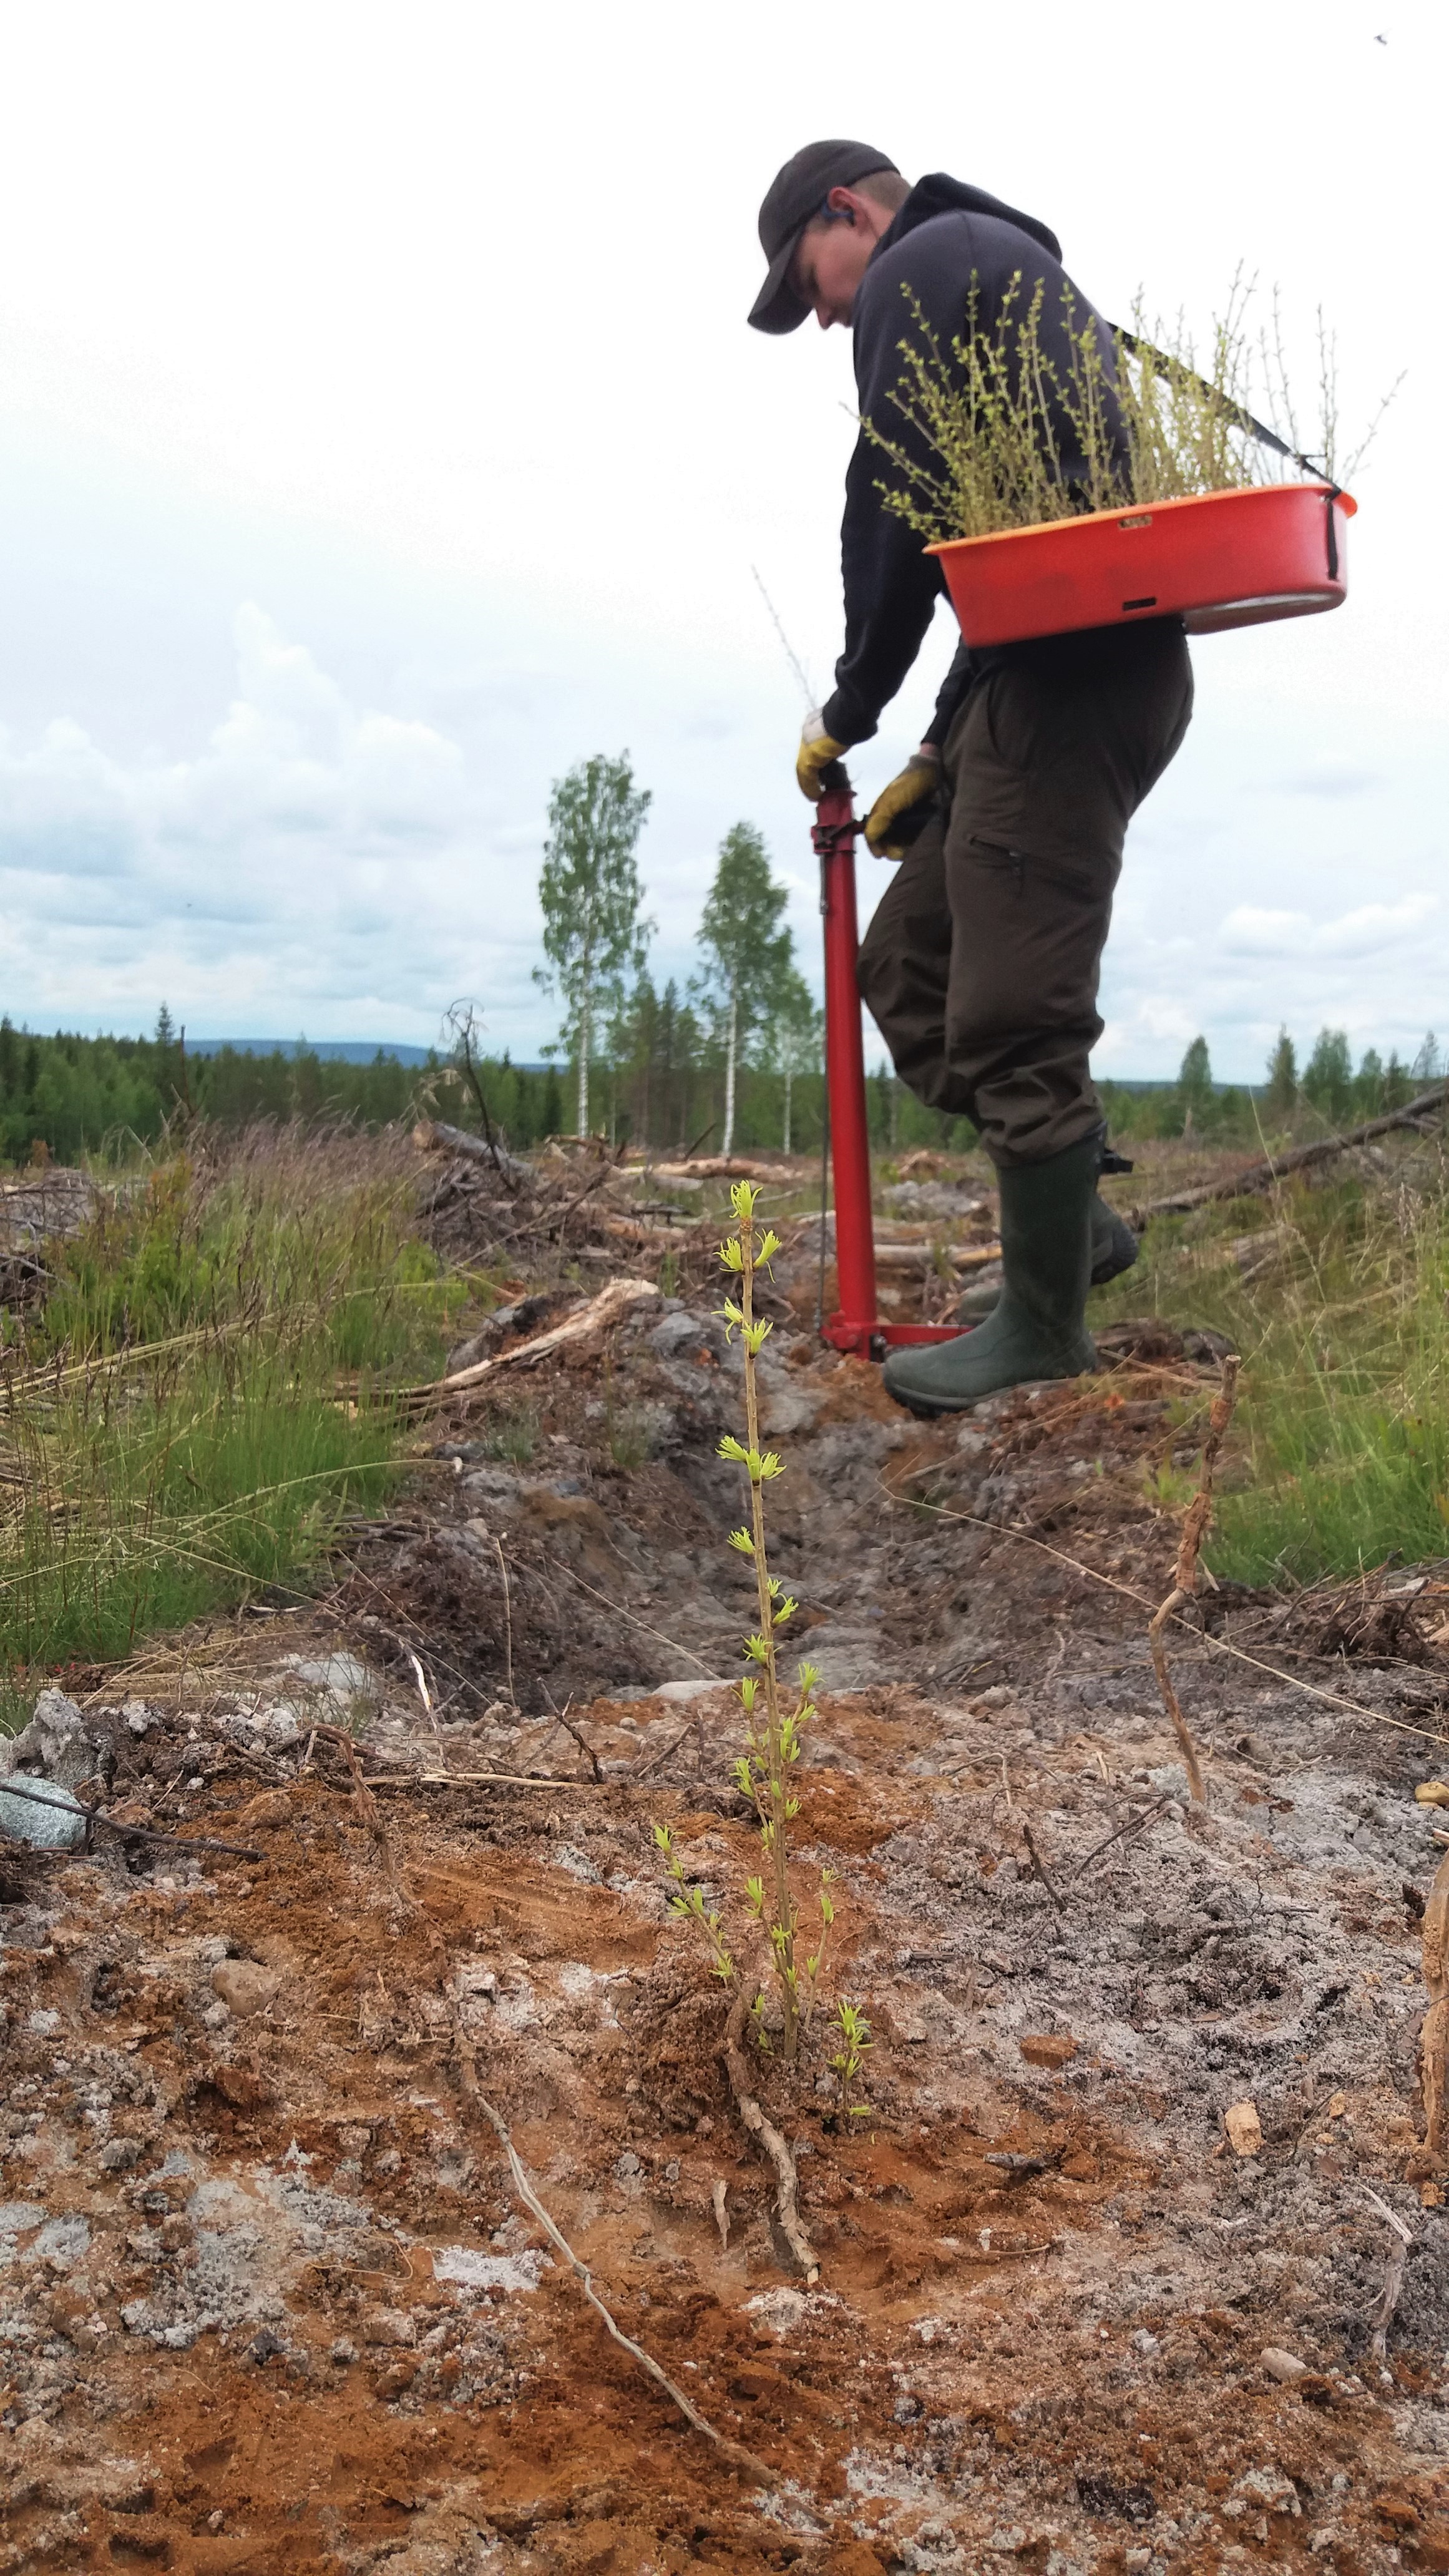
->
[0, 0, 1442, 1082]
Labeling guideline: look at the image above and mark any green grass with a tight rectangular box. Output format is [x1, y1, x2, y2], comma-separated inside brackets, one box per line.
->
[0, 1133, 472, 1677]
[1090, 1173, 1449, 1586]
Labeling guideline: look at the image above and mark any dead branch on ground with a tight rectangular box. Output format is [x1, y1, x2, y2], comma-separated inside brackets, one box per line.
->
[449, 1999, 771, 2483]
[411, 1118, 529, 1183]
[0, 1774, 261, 1862]
[1129, 1082, 1449, 1225]
[401, 1275, 659, 1406]
[722, 1983, 820, 2285]
[1147, 1354, 1241, 1808]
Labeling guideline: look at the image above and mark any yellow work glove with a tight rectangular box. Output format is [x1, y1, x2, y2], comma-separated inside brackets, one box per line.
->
[796, 710, 848, 802]
[864, 748, 942, 858]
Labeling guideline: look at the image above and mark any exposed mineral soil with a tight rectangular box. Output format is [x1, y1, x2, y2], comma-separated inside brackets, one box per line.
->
[4, 1276, 1449, 2573]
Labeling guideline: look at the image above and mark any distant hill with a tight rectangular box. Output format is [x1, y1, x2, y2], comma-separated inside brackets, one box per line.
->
[185, 1038, 437, 1066]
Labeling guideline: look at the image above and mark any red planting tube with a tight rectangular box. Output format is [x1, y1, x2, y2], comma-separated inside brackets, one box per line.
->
[812, 774, 965, 1360]
[814, 781, 876, 1351]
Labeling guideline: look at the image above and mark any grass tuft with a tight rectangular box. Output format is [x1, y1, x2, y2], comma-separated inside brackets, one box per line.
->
[1092, 1173, 1449, 1584]
[0, 1131, 467, 1678]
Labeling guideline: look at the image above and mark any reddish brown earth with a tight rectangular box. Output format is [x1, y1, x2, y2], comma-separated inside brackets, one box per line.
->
[4, 1267, 1449, 2572]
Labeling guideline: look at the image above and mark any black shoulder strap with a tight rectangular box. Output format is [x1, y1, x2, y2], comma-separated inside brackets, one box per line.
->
[1113, 326, 1342, 575]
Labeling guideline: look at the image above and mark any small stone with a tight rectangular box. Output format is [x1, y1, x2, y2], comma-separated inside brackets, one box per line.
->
[1019, 2032, 1078, 2069]
[892, 2391, 923, 2424]
[246, 2328, 285, 2364]
[1131, 2328, 1161, 2356]
[1224, 2099, 1263, 2158]
[329, 2339, 358, 2365]
[98, 2140, 142, 2174]
[363, 2307, 416, 2348]
[210, 1960, 280, 2018]
[1262, 2346, 1309, 2382]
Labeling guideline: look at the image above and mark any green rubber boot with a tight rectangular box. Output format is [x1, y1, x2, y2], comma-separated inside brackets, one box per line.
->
[884, 1133, 1100, 1417]
[1090, 1194, 1138, 1287]
[957, 1189, 1136, 1322]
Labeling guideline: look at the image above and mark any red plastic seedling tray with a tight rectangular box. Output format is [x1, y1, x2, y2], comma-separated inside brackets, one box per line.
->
[929, 479, 1356, 648]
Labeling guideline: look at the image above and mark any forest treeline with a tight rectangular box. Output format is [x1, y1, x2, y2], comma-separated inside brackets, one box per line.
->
[0, 1005, 1438, 1169]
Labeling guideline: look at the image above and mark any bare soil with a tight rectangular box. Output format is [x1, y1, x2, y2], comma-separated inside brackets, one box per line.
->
[4, 1154, 1449, 2572]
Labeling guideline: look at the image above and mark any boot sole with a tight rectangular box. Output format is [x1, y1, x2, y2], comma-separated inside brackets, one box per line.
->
[885, 1356, 1096, 1420]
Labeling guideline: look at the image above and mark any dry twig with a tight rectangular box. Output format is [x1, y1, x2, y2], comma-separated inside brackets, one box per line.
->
[1020, 1820, 1064, 1914]
[1363, 2187, 1415, 2365]
[1147, 1355, 1240, 1807]
[313, 1722, 416, 1913]
[546, 1697, 602, 1783]
[1074, 1795, 1170, 1878]
[721, 1984, 820, 2284]
[0, 1774, 262, 1862]
[494, 1537, 516, 1710]
[449, 2000, 770, 2482]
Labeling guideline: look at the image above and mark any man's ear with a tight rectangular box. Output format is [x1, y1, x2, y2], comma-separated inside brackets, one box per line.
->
[824, 187, 857, 225]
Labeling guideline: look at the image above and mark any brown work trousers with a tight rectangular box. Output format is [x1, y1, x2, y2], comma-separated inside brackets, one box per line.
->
[857, 619, 1194, 1167]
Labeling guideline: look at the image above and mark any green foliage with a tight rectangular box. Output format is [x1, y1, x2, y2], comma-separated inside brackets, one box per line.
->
[1302, 1028, 1354, 1123]
[763, 975, 823, 1155]
[864, 273, 1347, 545]
[691, 824, 797, 1158]
[534, 753, 653, 1136]
[1264, 1028, 1299, 1116]
[830, 2000, 873, 2120]
[0, 1141, 461, 1672]
[0, 1016, 444, 1164]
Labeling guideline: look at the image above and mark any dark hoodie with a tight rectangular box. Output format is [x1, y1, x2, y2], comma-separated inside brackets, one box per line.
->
[820, 173, 1126, 751]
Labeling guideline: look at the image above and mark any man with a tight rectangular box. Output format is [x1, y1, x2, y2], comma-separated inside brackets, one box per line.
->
[749, 142, 1193, 1413]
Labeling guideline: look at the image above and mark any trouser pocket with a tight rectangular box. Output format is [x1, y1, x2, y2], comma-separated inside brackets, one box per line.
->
[966, 836, 1111, 901]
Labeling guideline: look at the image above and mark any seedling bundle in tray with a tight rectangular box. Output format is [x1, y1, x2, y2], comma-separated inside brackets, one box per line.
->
[866, 278, 1385, 645]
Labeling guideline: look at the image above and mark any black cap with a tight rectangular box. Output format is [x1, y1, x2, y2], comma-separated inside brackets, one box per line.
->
[748, 139, 900, 335]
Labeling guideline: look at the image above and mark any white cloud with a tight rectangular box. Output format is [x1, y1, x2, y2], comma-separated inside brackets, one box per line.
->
[1217, 906, 1312, 956]
[0, 606, 537, 1042]
[1311, 893, 1437, 954]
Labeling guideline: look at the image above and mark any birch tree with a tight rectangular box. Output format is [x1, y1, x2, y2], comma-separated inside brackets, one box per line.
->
[692, 822, 793, 1157]
[534, 753, 652, 1135]
[766, 972, 822, 1153]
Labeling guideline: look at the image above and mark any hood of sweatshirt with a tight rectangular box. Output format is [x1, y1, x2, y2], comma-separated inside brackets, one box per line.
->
[876, 170, 1063, 267]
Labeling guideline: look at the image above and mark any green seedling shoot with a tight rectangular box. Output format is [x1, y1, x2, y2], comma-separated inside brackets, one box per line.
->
[717, 1178, 820, 2066]
[830, 2000, 872, 2121]
[653, 1178, 866, 2091]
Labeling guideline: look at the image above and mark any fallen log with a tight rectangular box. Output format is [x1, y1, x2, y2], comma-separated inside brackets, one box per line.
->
[402, 1275, 660, 1405]
[874, 1239, 1002, 1273]
[1129, 1082, 1449, 1225]
[650, 1156, 780, 1181]
[411, 1119, 531, 1182]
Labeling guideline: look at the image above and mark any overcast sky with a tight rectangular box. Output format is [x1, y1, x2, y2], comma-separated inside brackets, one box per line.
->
[0, 0, 1442, 1080]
